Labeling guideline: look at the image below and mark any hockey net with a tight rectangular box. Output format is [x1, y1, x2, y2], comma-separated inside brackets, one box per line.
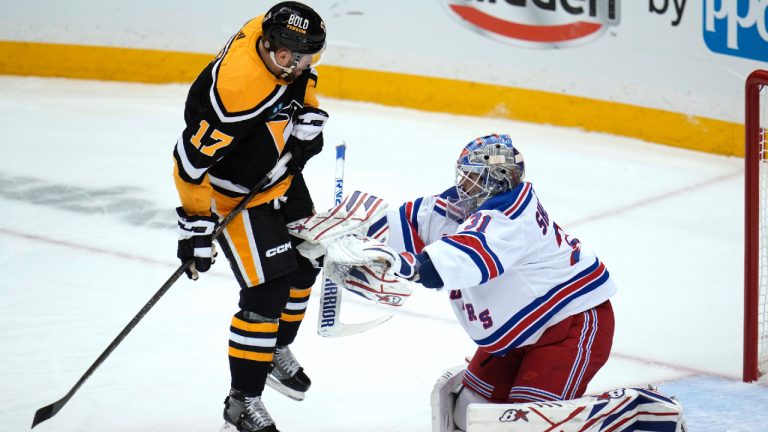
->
[745, 70, 768, 382]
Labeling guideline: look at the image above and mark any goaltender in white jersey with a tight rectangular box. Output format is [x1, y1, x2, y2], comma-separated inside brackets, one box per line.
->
[388, 181, 616, 354]
[291, 134, 684, 431]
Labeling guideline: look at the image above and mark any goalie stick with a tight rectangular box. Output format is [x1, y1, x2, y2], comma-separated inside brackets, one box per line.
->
[31, 154, 292, 428]
[316, 143, 398, 337]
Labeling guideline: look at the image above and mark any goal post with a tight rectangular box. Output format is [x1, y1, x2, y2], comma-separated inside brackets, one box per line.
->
[744, 69, 768, 383]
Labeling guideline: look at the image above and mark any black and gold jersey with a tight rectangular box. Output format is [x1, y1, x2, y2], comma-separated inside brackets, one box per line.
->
[173, 15, 320, 217]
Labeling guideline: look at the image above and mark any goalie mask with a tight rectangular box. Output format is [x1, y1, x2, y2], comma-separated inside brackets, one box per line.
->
[454, 134, 525, 217]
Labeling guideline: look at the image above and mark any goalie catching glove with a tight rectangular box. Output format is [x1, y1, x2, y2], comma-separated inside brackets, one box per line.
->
[176, 207, 218, 280]
[324, 236, 416, 307]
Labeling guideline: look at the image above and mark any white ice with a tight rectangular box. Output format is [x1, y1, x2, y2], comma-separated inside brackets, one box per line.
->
[0, 76, 766, 431]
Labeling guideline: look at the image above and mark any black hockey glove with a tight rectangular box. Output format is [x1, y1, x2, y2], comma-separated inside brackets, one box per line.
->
[286, 107, 328, 174]
[176, 207, 219, 280]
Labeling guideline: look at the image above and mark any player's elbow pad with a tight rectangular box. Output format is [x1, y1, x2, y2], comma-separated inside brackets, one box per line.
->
[415, 252, 444, 289]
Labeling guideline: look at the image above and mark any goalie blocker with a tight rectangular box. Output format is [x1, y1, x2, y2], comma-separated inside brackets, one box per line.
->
[288, 191, 406, 336]
[288, 191, 419, 308]
[431, 366, 686, 432]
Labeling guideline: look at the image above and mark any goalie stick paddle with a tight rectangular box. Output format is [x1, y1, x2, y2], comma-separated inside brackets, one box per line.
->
[31, 154, 292, 429]
[316, 143, 399, 337]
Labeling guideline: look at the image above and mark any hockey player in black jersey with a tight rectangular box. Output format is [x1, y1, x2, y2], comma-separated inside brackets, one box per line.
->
[171, 2, 328, 431]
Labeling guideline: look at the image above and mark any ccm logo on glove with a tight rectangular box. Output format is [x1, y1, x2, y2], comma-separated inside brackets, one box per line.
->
[266, 241, 292, 257]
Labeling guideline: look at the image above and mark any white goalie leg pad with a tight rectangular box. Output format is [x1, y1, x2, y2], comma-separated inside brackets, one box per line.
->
[465, 386, 685, 432]
[431, 365, 467, 432]
[288, 191, 389, 261]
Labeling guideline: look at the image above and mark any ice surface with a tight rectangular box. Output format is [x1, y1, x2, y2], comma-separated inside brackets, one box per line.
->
[0, 76, 765, 431]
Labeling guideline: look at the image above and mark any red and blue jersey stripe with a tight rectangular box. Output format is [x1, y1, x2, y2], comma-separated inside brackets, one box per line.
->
[434, 187, 458, 218]
[434, 197, 447, 217]
[463, 369, 494, 399]
[441, 231, 504, 284]
[398, 199, 426, 254]
[477, 259, 610, 354]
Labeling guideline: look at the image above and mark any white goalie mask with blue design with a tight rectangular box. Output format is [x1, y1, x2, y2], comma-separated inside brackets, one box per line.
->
[453, 134, 525, 217]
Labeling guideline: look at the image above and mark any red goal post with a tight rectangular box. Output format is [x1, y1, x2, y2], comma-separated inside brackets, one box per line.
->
[744, 69, 768, 382]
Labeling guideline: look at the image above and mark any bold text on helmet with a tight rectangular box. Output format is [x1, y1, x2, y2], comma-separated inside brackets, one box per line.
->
[287, 14, 309, 35]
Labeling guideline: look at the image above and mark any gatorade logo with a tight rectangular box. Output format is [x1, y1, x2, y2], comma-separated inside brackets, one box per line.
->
[441, 0, 620, 48]
[703, 0, 768, 62]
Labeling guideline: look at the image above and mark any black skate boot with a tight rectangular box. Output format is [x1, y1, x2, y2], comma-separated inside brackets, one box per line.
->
[266, 345, 311, 401]
[222, 389, 279, 432]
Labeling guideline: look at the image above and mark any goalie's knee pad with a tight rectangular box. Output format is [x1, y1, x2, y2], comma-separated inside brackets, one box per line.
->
[453, 386, 488, 432]
[238, 275, 291, 320]
[431, 365, 467, 432]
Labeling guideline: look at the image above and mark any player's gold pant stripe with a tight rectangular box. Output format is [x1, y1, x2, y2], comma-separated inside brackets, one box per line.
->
[223, 212, 262, 286]
[280, 312, 306, 322]
[290, 287, 312, 299]
[228, 347, 274, 362]
[231, 317, 279, 333]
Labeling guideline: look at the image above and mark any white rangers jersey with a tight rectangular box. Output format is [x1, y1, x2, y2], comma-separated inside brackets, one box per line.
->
[387, 182, 617, 355]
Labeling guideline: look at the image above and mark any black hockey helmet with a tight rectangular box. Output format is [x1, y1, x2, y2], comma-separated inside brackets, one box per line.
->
[262, 2, 326, 54]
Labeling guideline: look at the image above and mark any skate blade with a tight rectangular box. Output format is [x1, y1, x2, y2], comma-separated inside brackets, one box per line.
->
[266, 375, 306, 401]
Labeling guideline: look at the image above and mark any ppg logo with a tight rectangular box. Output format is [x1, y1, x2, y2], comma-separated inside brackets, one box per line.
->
[703, 0, 768, 62]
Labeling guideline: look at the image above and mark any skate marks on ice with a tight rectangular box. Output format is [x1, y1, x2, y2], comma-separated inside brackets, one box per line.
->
[0, 171, 174, 229]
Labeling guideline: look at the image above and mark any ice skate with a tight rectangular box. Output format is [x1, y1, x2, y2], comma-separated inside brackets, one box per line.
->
[266, 345, 311, 401]
[222, 389, 279, 432]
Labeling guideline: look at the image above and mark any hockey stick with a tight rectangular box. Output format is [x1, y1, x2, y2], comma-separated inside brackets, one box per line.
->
[31, 154, 292, 428]
[316, 143, 398, 337]
[316, 143, 346, 337]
